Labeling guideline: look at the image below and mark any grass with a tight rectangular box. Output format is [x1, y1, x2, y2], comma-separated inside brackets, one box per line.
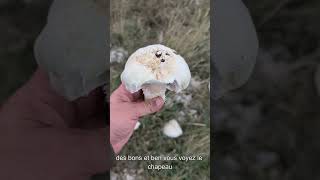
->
[110, 0, 210, 179]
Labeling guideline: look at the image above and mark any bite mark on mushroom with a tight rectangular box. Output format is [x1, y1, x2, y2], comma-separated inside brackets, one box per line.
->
[135, 49, 176, 81]
[155, 51, 162, 58]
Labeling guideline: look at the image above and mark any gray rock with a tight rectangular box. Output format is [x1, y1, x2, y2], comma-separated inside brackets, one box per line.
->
[110, 47, 128, 63]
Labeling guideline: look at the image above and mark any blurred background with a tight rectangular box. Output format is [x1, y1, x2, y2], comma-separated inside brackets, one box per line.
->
[110, 0, 210, 179]
[213, 0, 320, 180]
[0, 0, 52, 103]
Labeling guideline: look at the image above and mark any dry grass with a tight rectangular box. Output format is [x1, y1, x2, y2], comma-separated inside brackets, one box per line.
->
[111, 0, 210, 74]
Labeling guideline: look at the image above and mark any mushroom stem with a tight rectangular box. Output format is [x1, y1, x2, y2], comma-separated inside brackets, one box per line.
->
[142, 84, 167, 101]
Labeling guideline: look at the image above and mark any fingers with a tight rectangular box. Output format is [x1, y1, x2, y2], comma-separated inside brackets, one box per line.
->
[0, 69, 76, 128]
[134, 96, 164, 117]
[11, 68, 106, 128]
[111, 83, 144, 102]
[73, 87, 105, 126]
[27, 68, 77, 121]
[0, 127, 111, 179]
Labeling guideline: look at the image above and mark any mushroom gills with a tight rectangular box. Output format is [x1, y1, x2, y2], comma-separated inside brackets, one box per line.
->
[141, 79, 181, 100]
[142, 83, 167, 100]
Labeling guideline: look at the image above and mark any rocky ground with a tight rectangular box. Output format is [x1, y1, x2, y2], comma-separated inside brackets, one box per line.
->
[214, 0, 320, 179]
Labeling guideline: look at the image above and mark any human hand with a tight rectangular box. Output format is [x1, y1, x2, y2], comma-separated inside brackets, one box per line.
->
[110, 84, 164, 154]
[0, 68, 109, 180]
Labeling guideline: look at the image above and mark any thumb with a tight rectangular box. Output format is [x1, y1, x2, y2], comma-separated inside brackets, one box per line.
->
[134, 97, 164, 117]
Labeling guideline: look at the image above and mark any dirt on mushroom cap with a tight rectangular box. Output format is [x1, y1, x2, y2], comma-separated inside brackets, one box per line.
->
[133, 46, 177, 81]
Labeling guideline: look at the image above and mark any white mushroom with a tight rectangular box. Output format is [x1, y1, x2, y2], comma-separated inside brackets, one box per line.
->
[163, 119, 183, 138]
[121, 44, 191, 100]
[34, 0, 107, 100]
[212, 0, 258, 99]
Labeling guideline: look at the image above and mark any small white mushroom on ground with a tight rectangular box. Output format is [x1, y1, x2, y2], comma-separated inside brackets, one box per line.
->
[121, 44, 191, 101]
[163, 119, 183, 138]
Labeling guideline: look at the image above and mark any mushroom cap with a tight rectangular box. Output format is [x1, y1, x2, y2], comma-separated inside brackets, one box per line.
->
[34, 0, 107, 100]
[212, 0, 258, 99]
[121, 44, 191, 93]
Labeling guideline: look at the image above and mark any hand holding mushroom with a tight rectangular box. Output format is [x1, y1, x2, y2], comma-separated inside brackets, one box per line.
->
[121, 44, 191, 101]
[110, 84, 164, 154]
[110, 44, 191, 153]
